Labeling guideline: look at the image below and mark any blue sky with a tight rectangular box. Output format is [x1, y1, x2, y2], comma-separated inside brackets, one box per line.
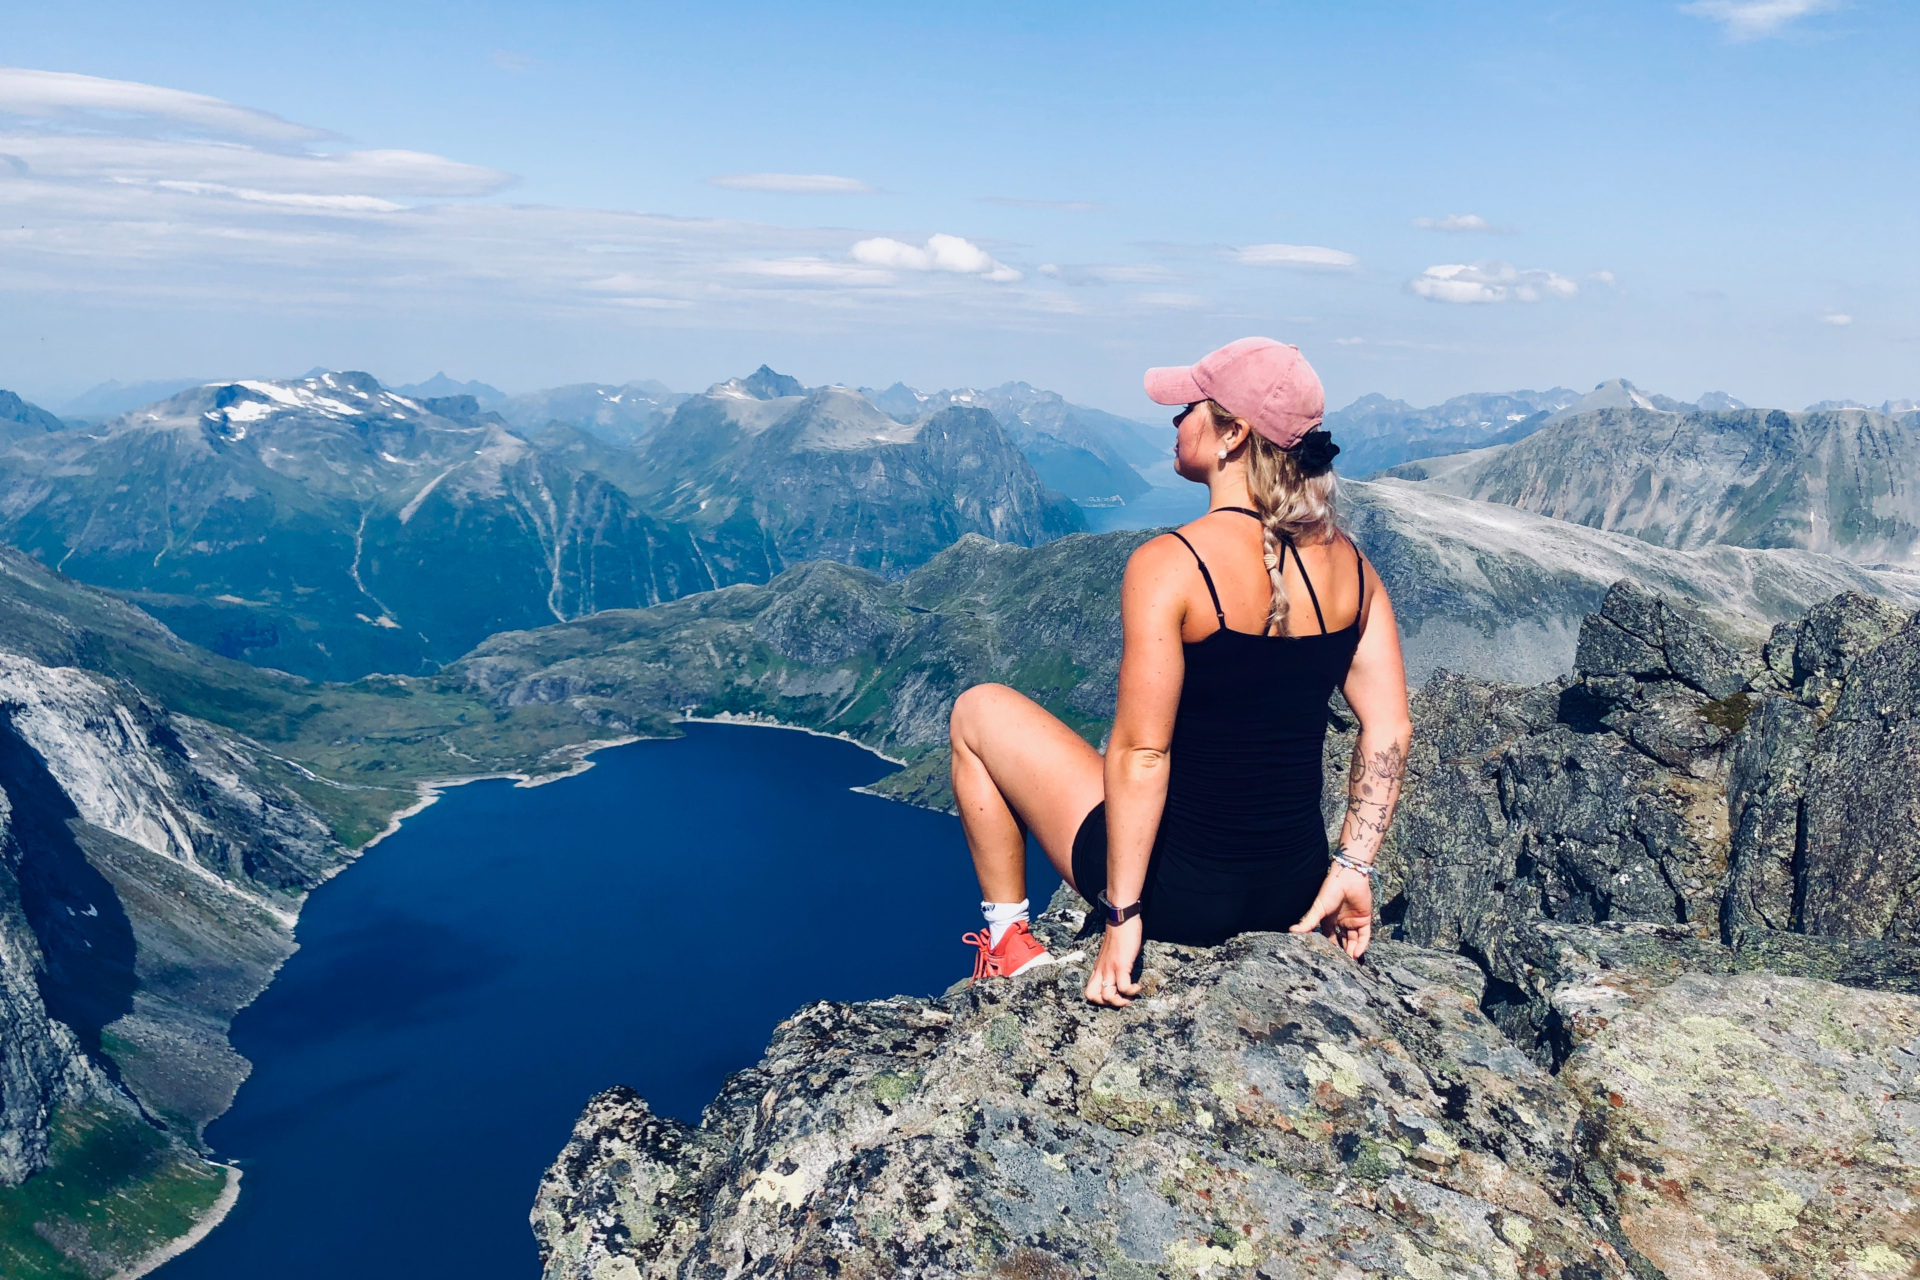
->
[2, 0, 1914, 413]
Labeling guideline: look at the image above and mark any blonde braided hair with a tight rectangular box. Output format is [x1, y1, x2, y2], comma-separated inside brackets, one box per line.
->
[1203, 400, 1340, 636]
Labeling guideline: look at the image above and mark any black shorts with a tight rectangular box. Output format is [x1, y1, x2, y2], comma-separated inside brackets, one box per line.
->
[1070, 802, 1327, 948]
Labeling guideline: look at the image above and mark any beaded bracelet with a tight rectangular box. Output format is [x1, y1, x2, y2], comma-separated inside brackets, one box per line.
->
[1331, 851, 1376, 879]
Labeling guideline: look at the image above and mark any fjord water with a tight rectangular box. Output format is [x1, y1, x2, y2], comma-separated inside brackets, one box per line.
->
[161, 723, 1059, 1279]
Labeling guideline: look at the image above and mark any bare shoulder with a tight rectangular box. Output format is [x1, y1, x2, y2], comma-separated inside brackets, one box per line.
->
[1125, 531, 1192, 577]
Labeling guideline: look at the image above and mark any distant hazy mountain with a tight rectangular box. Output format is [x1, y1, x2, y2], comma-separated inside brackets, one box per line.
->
[1326, 387, 1580, 476]
[493, 380, 687, 445]
[56, 377, 206, 422]
[0, 389, 66, 439]
[0, 369, 1077, 679]
[1808, 397, 1920, 413]
[866, 381, 1159, 503]
[619, 377, 1084, 575]
[1383, 404, 1920, 568]
[1345, 478, 1914, 683]
[389, 372, 507, 405]
[1330, 380, 1755, 477]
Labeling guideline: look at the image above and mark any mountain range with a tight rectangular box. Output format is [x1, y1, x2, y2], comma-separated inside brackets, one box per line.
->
[866, 380, 1165, 503]
[0, 370, 1081, 680]
[1328, 378, 1758, 477]
[1385, 402, 1920, 567]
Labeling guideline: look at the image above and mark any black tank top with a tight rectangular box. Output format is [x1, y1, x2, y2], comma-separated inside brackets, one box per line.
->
[1158, 509, 1364, 864]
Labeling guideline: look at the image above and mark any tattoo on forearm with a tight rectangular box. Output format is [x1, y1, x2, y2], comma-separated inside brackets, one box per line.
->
[1341, 738, 1407, 858]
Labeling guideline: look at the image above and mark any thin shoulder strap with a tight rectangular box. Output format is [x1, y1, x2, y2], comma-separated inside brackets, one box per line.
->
[1354, 538, 1366, 617]
[1280, 533, 1328, 634]
[1168, 531, 1226, 631]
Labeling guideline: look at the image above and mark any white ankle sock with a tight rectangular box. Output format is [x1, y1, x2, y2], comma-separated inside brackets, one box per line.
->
[981, 899, 1030, 947]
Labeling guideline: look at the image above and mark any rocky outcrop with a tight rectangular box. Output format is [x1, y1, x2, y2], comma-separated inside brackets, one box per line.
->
[534, 891, 1920, 1279]
[535, 896, 1636, 1279]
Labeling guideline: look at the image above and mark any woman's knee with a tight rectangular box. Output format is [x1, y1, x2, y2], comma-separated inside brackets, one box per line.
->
[949, 682, 1016, 749]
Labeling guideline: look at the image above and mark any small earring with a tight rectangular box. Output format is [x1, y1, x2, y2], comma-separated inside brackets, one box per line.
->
[1216, 448, 1228, 461]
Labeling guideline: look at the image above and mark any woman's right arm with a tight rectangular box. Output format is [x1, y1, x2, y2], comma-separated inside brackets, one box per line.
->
[1085, 536, 1188, 1007]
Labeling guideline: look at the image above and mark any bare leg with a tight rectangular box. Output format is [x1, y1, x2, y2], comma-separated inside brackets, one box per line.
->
[948, 684, 1105, 902]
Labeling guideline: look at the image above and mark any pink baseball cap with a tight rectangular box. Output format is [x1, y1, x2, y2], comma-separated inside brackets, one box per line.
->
[1144, 337, 1325, 448]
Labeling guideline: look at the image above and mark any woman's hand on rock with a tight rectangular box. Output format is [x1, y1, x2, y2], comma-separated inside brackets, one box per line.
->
[1291, 865, 1374, 959]
[1085, 917, 1144, 1007]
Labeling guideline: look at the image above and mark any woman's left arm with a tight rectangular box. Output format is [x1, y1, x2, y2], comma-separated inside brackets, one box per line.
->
[1292, 556, 1411, 959]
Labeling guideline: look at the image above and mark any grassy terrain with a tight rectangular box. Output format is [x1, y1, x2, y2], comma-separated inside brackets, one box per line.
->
[0, 1105, 227, 1280]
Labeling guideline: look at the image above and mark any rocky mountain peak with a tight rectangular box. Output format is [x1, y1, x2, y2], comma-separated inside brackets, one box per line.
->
[731, 364, 807, 400]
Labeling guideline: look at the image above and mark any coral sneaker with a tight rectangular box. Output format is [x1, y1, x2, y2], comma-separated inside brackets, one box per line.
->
[962, 921, 1057, 983]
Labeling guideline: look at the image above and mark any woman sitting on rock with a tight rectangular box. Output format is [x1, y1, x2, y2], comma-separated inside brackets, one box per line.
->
[950, 338, 1412, 1005]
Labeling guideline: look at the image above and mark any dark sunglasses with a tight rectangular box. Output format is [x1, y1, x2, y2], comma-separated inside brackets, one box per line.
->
[1173, 402, 1206, 427]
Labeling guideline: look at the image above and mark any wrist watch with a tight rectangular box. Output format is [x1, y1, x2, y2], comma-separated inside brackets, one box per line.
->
[1097, 890, 1142, 926]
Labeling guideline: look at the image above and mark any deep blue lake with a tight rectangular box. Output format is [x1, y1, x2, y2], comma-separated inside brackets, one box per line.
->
[161, 722, 1059, 1279]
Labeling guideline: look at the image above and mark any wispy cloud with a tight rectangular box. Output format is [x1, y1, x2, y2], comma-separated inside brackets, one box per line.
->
[980, 196, 1104, 212]
[1037, 263, 1170, 285]
[1820, 312, 1854, 326]
[850, 234, 1020, 281]
[1232, 243, 1358, 269]
[1409, 261, 1578, 303]
[730, 257, 895, 285]
[1681, 0, 1842, 41]
[0, 66, 1085, 337]
[0, 133, 509, 196]
[0, 65, 327, 143]
[1413, 213, 1512, 234]
[704, 173, 875, 194]
[1132, 292, 1208, 309]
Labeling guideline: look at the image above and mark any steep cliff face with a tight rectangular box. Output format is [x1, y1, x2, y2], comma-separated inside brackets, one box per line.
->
[0, 645, 341, 1171]
[536, 586, 1920, 1280]
[0, 555, 351, 1274]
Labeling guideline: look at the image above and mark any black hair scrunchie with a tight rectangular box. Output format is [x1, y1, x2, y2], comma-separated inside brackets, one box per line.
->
[1287, 428, 1340, 472]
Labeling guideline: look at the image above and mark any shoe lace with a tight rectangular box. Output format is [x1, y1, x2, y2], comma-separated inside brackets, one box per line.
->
[961, 930, 1000, 981]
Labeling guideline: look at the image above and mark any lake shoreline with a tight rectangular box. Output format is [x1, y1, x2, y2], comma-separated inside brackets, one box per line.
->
[149, 719, 919, 1276]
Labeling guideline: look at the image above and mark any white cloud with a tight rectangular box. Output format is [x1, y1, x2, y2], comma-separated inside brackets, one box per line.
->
[1587, 270, 1617, 285]
[1820, 312, 1854, 326]
[0, 66, 326, 143]
[849, 233, 1021, 281]
[1234, 243, 1358, 269]
[705, 173, 875, 194]
[1681, 0, 1841, 40]
[1409, 261, 1579, 303]
[1413, 214, 1498, 233]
